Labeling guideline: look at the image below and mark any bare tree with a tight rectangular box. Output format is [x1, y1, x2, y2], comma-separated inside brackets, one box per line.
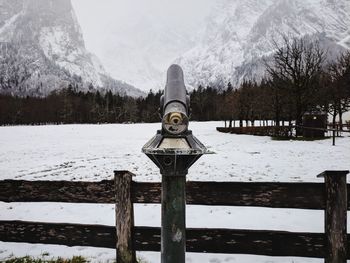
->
[265, 35, 326, 135]
[223, 87, 239, 128]
[327, 51, 350, 130]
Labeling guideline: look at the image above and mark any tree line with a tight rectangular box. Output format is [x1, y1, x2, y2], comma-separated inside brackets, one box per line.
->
[0, 37, 349, 129]
[218, 37, 350, 134]
[0, 87, 161, 125]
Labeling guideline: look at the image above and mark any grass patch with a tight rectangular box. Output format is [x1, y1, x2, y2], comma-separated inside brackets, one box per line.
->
[2, 256, 88, 263]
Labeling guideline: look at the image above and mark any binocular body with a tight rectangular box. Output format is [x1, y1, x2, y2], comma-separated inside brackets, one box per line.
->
[161, 64, 190, 136]
[142, 64, 207, 175]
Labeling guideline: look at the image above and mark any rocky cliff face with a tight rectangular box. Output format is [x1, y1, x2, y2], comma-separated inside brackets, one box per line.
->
[176, 0, 350, 88]
[0, 0, 144, 97]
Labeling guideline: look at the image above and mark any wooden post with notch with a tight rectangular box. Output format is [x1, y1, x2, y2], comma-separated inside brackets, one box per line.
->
[115, 171, 136, 263]
[317, 170, 349, 263]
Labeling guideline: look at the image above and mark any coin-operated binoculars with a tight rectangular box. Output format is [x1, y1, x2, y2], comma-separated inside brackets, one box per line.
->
[142, 64, 207, 263]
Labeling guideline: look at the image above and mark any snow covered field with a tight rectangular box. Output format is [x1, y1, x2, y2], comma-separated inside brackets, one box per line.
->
[0, 122, 349, 262]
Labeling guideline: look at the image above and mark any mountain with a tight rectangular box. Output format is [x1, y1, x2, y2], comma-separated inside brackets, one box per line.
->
[70, 0, 218, 92]
[0, 0, 144, 97]
[87, 11, 202, 92]
[95, 15, 195, 93]
[176, 0, 350, 88]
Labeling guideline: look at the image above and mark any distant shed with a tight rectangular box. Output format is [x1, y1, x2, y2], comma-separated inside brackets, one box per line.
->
[302, 112, 327, 138]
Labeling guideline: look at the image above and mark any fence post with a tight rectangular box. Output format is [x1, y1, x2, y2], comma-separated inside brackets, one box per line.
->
[115, 171, 136, 263]
[318, 170, 349, 263]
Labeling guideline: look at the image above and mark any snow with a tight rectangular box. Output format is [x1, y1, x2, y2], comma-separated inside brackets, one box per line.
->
[0, 0, 141, 97]
[39, 26, 105, 88]
[40, 27, 71, 59]
[1, 122, 348, 182]
[0, 11, 22, 40]
[339, 35, 350, 49]
[0, 122, 349, 262]
[176, 0, 350, 88]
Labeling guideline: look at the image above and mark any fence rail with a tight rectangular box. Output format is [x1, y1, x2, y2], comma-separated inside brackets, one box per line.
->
[0, 220, 331, 258]
[216, 126, 292, 137]
[0, 170, 349, 262]
[217, 124, 350, 147]
[0, 179, 337, 209]
[0, 179, 115, 203]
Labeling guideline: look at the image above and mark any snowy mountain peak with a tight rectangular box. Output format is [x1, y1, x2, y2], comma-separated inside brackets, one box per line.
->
[176, 0, 350, 88]
[0, 0, 144, 97]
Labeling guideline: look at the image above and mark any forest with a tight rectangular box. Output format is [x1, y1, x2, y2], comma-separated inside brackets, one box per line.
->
[0, 37, 349, 129]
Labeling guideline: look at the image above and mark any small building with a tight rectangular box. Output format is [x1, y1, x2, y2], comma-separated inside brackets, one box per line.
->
[302, 112, 327, 138]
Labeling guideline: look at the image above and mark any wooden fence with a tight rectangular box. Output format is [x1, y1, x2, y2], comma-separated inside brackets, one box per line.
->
[217, 124, 349, 146]
[0, 170, 349, 262]
[216, 126, 293, 137]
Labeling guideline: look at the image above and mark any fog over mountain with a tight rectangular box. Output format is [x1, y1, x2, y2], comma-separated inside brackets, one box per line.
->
[71, 0, 217, 92]
[0, 0, 144, 97]
[1, 0, 349, 95]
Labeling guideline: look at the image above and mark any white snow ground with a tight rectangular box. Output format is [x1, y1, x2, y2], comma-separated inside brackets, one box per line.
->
[0, 122, 349, 262]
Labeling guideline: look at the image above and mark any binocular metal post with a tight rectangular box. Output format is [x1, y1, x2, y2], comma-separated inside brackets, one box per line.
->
[142, 64, 207, 263]
[161, 172, 186, 263]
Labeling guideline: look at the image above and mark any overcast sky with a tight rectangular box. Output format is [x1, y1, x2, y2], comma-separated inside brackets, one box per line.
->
[71, 0, 215, 61]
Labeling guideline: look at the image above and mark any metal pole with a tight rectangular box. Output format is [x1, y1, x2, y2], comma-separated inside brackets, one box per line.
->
[161, 173, 186, 263]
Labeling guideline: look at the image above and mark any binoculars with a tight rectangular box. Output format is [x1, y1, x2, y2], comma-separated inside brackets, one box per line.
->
[160, 64, 190, 136]
[142, 65, 208, 263]
[142, 64, 207, 174]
